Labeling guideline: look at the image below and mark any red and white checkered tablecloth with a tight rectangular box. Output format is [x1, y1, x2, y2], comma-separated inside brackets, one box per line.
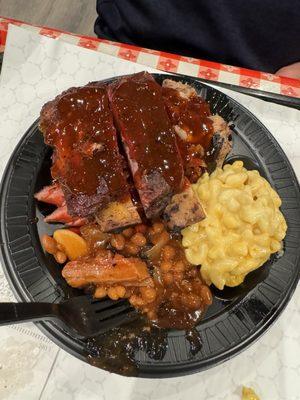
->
[1, 16, 300, 98]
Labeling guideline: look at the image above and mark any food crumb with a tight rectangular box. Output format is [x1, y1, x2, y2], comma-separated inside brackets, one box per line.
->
[242, 386, 260, 400]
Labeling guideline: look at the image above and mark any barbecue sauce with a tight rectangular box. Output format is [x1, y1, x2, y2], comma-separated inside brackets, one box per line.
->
[86, 321, 168, 376]
[76, 221, 210, 375]
[41, 85, 128, 198]
[162, 86, 214, 183]
[80, 222, 208, 376]
[80, 221, 212, 331]
[86, 318, 203, 376]
[149, 237, 210, 330]
[110, 72, 185, 192]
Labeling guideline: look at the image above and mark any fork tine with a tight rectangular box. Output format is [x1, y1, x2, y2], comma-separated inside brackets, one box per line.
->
[89, 298, 125, 311]
[89, 297, 109, 306]
[96, 309, 137, 332]
[95, 303, 132, 321]
[62, 296, 137, 337]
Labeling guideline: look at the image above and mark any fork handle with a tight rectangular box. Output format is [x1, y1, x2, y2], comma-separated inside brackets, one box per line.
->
[0, 302, 59, 326]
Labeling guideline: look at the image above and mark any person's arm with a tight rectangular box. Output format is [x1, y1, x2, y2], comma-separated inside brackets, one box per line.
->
[275, 61, 300, 79]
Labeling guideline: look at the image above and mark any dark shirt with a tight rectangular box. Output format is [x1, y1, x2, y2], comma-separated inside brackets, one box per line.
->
[95, 0, 300, 73]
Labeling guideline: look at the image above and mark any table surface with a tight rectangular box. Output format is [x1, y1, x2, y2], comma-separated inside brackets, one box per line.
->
[0, 22, 299, 400]
[1, 15, 300, 100]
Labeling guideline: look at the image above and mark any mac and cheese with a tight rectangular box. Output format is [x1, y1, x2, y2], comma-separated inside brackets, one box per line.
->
[182, 161, 287, 289]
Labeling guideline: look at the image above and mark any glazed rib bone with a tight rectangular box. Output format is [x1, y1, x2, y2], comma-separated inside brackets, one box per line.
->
[108, 72, 185, 219]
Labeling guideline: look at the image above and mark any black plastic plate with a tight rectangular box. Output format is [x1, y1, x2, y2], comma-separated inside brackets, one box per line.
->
[1, 73, 300, 377]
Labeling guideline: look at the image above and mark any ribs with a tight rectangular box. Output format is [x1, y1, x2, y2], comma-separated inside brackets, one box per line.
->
[108, 72, 185, 219]
[38, 74, 211, 232]
[44, 205, 87, 226]
[34, 183, 65, 207]
[39, 84, 139, 220]
[35, 183, 140, 231]
[162, 79, 232, 180]
[209, 114, 232, 167]
[35, 184, 87, 226]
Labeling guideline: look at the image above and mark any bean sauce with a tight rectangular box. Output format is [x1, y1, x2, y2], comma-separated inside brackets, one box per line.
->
[83, 221, 212, 330]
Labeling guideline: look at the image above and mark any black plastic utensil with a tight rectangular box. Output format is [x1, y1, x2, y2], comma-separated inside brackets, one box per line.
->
[0, 296, 136, 338]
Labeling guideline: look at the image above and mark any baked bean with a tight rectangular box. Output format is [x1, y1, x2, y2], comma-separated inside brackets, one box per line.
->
[94, 286, 107, 298]
[115, 285, 126, 298]
[170, 291, 179, 300]
[122, 228, 134, 238]
[110, 234, 125, 250]
[192, 280, 203, 294]
[151, 230, 170, 245]
[163, 272, 173, 285]
[96, 248, 111, 258]
[107, 287, 120, 300]
[129, 294, 137, 305]
[162, 245, 176, 260]
[135, 224, 147, 234]
[131, 232, 147, 247]
[42, 235, 57, 255]
[129, 294, 145, 307]
[161, 230, 170, 242]
[173, 272, 184, 282]
[140, 287, 157, 303]
[181, 280, 193, 292]
[200, 285, 213, 305]
[54, 251, 67, 264]
[150, 233, 160, 245]
[152, 222, 165, 234]
[160, 261, 172, 273]
[174, 260, 186, 273]
[181, 293, 202, 310]
[124, 242, 139, 255]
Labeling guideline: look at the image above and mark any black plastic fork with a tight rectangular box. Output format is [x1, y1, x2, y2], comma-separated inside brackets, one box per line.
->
[0, 296, 136, 338]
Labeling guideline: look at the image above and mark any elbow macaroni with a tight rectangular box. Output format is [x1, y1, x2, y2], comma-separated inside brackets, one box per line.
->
[182, 161, 287, 290]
